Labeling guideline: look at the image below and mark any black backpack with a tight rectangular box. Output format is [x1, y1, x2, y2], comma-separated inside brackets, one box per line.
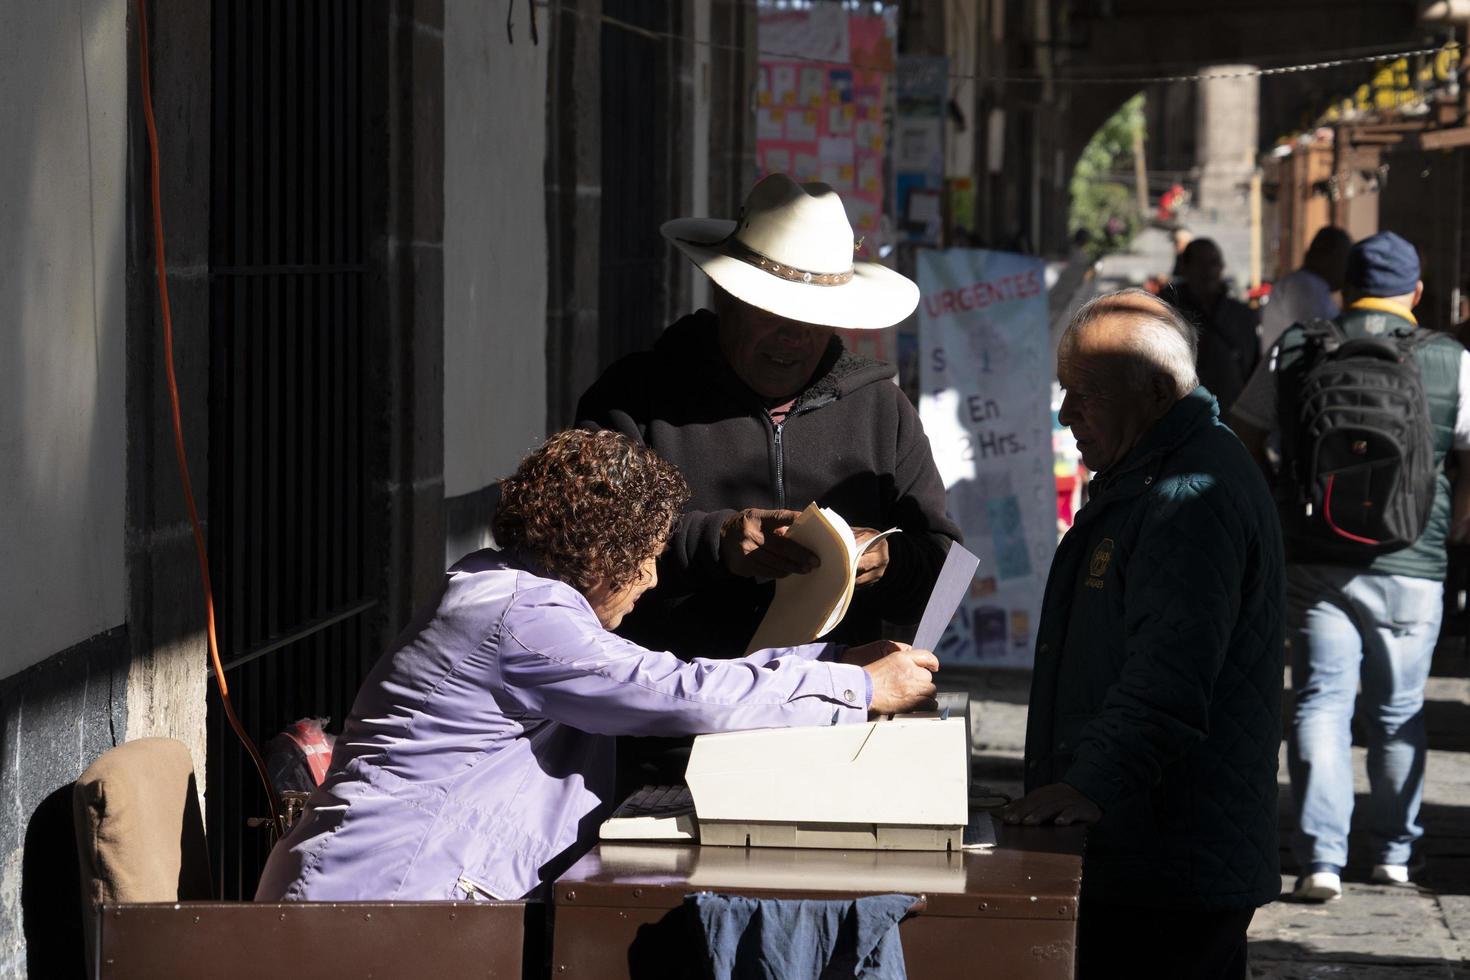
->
[1277, 318, 1438, 558]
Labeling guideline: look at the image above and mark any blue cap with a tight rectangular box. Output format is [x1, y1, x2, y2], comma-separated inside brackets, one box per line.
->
[1345, 231, 1420, 297]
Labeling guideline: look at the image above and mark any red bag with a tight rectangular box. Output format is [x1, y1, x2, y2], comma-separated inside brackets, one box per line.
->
[266, 717, 336, 792]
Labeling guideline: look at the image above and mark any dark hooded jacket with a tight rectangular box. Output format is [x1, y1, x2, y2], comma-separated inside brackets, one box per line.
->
[576, 309, 962, 662]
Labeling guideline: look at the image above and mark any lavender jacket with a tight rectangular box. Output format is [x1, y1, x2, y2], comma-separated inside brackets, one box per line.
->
[254, 550, 872, 902]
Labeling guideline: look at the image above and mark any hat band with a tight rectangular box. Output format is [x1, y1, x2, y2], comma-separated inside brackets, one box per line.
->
[717, 235, 855, 287]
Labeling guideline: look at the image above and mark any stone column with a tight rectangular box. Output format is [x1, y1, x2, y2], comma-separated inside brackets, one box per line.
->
[1195, 67, 1259, 212]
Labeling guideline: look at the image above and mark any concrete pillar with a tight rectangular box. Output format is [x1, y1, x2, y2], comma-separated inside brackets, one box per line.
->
[124, 0, 211, 789]
[1195, 67, 1259, 212]
[708, 0, 757, 224]
[379, 0, 447, 623]
[944, 0, 976, 180]
[688, 0, 712, 313]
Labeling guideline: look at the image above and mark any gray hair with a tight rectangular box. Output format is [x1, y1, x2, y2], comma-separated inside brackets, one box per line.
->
[1059, 288, 1199, 399]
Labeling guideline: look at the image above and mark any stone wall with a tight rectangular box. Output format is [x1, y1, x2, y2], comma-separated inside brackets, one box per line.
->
[0, 0, 131, 972]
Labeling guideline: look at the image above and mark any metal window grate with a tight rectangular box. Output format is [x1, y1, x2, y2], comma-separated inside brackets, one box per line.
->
[207, 0, 376, 900]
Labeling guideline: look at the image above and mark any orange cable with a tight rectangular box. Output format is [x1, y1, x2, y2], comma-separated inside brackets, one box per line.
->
[135, 0, 284, 840]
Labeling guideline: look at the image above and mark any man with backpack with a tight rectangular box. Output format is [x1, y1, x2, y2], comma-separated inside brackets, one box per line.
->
[1232, 231, 1470, 902]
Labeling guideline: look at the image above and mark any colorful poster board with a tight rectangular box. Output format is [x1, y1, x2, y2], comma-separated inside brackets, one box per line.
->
[918, 249, 1054, 668]
[895, 55, 948, 243]
[755, 9, 894, 243]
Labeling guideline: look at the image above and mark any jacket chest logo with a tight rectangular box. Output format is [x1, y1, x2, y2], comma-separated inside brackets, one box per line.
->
[1086, 538, 1114, 589]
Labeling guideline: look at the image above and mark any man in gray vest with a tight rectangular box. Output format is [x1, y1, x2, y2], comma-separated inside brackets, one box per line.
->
[1232, 231, 1470, 901]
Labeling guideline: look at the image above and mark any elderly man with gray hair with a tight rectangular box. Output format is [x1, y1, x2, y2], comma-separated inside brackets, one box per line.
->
[1003, 289, 1285, 980]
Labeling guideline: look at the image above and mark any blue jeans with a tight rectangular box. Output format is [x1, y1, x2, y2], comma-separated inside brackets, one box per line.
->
[1286, 564, 1442, 870]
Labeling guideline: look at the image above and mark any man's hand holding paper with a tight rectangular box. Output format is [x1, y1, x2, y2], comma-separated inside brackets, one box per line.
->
[719, 508, 820, 579]
[852, 527, 891, 585]
[740, 505, 899, 653]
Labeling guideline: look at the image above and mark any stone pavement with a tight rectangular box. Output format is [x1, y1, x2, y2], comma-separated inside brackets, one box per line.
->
[955, 636, 1470, 977]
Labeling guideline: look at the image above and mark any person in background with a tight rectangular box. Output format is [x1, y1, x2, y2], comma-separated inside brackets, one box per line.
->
[254, 430, 939, 903]
[1232, 232, 1470, 902]
[1157, 183, 1188, 223]
[577, 174, 961, 787]
[1006, 289, 1284, 980]
[1141, 228, 1192, 298]
[1260, 226, 1352, 355]
[1161, 238, 1261, 414]
[1171, 227, 1194, 271]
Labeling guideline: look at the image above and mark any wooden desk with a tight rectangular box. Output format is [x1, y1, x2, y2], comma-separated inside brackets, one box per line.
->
[552, 823, 1085, 979]
[96, 902, 530, 979]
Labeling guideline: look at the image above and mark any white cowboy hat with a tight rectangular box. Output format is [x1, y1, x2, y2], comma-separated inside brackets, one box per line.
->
[660, 174, 919, 330]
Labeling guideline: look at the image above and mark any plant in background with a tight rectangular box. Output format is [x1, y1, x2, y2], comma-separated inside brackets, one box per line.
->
[1069, 93, 1146, 260]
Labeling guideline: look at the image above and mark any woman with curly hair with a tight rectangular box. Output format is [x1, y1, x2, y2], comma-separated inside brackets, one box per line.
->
[256, 429, 938, 902]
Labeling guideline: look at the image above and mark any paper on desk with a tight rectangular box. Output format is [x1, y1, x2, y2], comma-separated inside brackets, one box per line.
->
[911, 543, 981, 654]
[962, 811, 997, 850]
[744, 504, 898, 654]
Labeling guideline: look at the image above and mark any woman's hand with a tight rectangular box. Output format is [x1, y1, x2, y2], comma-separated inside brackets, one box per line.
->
[853, 642, 939, 715]
[841, 638, 905, 667]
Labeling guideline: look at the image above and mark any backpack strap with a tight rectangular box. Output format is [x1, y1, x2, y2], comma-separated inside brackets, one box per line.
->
[1300, 317, 1344, 348]
[1373, 326, 1448, 371]
[1400, 325, 1442, 351]
[1269, 318, 1338, 374]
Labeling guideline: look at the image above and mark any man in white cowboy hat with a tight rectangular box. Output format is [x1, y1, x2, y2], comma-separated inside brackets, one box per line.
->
[578, 174, 960, 777]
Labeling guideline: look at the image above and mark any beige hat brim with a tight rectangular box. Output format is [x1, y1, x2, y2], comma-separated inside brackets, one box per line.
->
[661, 217, 919, 330]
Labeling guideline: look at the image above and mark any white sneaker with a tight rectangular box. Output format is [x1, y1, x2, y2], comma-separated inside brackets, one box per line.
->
[1293, 870, 1342, 902]
[1371, 863, 1411, 885]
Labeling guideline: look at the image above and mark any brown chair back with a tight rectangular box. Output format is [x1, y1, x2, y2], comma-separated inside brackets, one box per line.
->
[74, 737, 213, 970]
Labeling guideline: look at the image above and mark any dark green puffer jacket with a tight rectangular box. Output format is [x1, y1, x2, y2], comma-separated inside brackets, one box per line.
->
[1024, 388, 1286, 909]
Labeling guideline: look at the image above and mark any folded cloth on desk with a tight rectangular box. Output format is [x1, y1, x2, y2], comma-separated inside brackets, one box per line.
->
[685, 891, 915, 980]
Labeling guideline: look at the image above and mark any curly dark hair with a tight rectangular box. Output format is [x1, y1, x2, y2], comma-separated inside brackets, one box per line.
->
[493, 429, 690, 594]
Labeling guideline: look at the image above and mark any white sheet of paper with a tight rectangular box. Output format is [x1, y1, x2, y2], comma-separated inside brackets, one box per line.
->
[912, 543, 981, 653]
